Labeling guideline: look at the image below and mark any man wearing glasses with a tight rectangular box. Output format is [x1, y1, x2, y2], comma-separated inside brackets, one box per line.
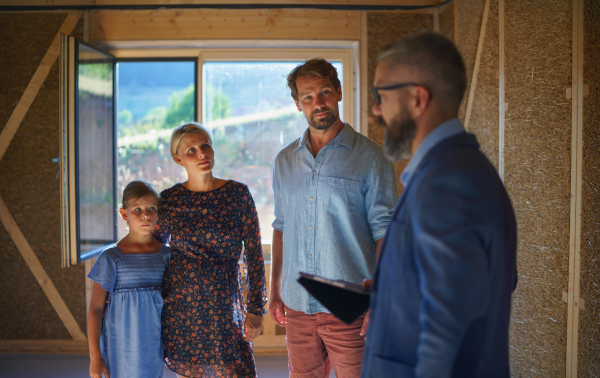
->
[269, 58, 397, 378]
[361, 31, 517, 378]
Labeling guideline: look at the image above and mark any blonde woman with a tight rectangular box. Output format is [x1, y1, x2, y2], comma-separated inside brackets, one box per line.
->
[153, 122, 267, 378]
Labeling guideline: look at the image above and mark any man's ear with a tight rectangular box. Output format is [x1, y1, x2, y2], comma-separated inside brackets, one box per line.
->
[119, 208, 128, 221]
[411, 86, 431, 118]
[337, 84, 342, 102]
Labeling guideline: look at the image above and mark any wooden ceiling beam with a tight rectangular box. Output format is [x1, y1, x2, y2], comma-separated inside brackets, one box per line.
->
[0, 0, 445, 8]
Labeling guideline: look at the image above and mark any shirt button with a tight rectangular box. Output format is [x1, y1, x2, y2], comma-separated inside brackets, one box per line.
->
[313, 171, 317, 175]
[310, 197, 314, 201]
[309, 226, 313, 230]
[309, 254, 312, 258]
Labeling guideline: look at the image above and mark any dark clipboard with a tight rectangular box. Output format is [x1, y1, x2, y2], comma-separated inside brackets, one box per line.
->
[298, 272, 370, 324]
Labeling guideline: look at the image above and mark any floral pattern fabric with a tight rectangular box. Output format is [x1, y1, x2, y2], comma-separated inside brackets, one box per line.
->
[153, 180, 267, 378]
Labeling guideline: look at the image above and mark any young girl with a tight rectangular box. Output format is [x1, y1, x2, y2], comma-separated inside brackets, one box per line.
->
[87, 180, 171, 378]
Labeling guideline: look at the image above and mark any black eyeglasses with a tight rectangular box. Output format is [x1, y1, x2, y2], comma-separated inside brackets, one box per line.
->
[371, 82, 420, 106]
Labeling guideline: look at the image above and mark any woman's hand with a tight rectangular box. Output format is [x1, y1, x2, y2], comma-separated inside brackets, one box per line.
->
[89, 356, 109, 378]
[243, 313, 263, 342]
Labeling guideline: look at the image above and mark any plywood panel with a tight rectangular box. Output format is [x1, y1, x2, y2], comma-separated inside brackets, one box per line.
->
[366, 11, 432, 192]
[0, 12, 87, 340]
[91, 9, 360, 41]
[504, 1, 572, 376]
[577, 0, 600, 375]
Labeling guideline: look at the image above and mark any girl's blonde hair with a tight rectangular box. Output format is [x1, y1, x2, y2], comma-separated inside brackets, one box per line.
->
[121, 180, 160, 209]
[169, 122, 212, 161]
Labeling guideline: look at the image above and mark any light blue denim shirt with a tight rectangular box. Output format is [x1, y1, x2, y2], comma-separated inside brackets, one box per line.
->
[400, 118, 466, 188]
[272, 123, 398, 314]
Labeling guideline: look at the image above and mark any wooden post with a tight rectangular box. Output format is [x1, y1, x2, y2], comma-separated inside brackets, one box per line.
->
[360, 10, 369, 136]
[463, 0, 490, 131]
[566, 0, 584, 376]
[498, 0, 505, 182]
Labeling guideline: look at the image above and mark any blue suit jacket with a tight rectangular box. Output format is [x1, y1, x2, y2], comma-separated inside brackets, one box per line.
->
[361, 133, 517, 378]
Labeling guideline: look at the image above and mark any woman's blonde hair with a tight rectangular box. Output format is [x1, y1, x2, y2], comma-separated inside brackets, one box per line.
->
[121, 180, 160, 209]
[169, 122, 213, 161]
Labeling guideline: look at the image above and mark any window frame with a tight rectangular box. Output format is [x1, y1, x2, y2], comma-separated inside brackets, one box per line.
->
[60, 35, 117, 267]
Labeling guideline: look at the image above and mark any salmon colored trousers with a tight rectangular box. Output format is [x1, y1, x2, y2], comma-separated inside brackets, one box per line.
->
[284, 306, 366, 378]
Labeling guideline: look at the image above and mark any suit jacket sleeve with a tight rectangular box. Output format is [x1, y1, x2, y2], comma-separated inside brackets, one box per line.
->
[412, 166, 492, 378]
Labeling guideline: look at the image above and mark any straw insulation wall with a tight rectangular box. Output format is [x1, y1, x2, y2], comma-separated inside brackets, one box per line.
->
[503, 1, 572, 376]
[0, 13, 87, 339]
[578, 0, 600, 374]
[366, 11, 432, 191]
[455, 0, 485, 124]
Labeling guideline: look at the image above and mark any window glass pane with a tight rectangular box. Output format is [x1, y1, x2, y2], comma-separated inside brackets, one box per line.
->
[203, 61, 343, 244]
[116, 61, 195, 239]
[77, 44, 115, 257]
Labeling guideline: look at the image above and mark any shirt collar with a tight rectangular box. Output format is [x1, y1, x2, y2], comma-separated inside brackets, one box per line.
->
[400, 118, 465, 187]
[294, 123, 355, 152]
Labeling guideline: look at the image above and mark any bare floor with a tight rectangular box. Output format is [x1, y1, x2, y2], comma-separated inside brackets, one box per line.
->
[0, 354, 336, 378]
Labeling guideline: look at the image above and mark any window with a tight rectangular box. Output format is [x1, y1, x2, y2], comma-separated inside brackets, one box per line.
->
[60, 35, 116, 267]
[60, 43, 355, 264]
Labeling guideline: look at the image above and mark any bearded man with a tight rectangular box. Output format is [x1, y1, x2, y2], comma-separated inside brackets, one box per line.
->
[269, 58, 398, 378]
[360, 31, 518, 378]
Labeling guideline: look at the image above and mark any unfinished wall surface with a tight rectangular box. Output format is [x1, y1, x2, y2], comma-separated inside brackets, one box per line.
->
[0, 13, 87, 339]
[504, 1, 572, 376]
[367, 11, 432, 190]
[456, 0, 485, 123]
[577, 0, 600, 374]
[438, 3, 455, 42]
[465, 0, 499, 169]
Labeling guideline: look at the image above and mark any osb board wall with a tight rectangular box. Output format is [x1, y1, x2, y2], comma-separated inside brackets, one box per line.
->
[504, 1, 572, 376]
[0, 13, 87, 339]
[455, 0, 485, 124]
[578, 0, 600, 374]
[366, 11, 432, 191]
[461, 0, 499, 169]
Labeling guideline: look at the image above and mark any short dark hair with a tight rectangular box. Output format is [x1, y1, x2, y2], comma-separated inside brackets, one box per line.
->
[377, 30, 467, 110]
[121, 180, 160, 209]
[287, 58, 341, 101]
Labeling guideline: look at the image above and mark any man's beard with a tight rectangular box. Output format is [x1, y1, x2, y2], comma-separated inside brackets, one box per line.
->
[377, 107, 416, 162]
[308, 106, 338, 130]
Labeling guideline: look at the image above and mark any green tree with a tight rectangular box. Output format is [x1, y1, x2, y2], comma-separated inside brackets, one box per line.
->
[164, 84, 195, 127]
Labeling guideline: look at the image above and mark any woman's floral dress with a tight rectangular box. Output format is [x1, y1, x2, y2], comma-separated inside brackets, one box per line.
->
[153, 180, 267, 378]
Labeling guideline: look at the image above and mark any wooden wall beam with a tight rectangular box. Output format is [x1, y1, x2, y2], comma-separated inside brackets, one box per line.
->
[498, 0, 505, 181]
[1, 0, 445, 7]
[566, 0, 584, 376]
[463, 0, 489, 131]
[91, 9, 360, 41]
[0, 196, 86, 341]
[0, 11, 81, 162]
[359, 10, 369, 136]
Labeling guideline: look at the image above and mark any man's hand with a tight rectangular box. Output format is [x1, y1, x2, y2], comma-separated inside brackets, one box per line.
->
[243, 313, 263, 342]
[359, 278, 373, 339]
[89, 356, 109, 378]
[268, 293, 287, 327]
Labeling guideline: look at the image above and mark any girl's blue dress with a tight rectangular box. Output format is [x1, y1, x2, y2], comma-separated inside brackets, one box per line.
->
[88, 244, 171, 378]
